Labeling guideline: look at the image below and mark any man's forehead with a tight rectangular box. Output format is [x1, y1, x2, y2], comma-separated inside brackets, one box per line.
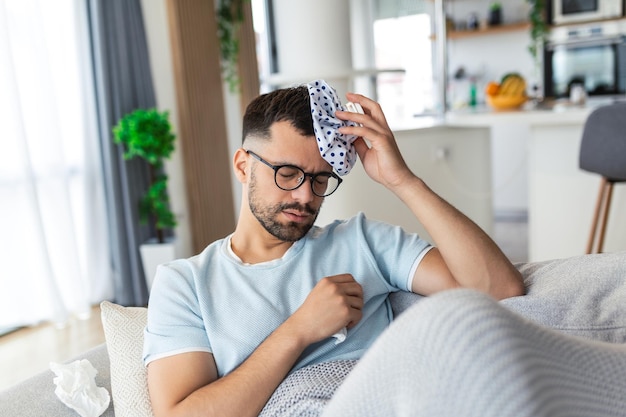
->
[259, 127, 332, 171]
[268, 120, 310, 138]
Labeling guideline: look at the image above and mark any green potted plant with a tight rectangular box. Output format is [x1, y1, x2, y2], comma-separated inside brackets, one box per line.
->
[113, 108, 177, 289]
[217, 0, 249, 92]
[526, 0, 549, 61]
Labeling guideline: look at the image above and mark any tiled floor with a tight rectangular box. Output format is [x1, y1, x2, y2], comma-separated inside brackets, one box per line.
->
[493, 217, 529, 263]
[0, 219, 528, 392]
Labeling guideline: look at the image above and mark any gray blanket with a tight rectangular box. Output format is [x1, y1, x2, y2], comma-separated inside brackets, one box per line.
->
[260, 251, 626, 417]
[259, 360, 357, 417]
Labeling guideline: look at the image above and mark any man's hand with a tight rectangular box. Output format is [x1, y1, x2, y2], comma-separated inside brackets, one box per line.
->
[286, 274, 363, 346]
[336, 93, 415, 190]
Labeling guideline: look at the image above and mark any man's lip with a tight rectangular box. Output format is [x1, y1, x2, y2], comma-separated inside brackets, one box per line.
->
[283, 210, 310, 222]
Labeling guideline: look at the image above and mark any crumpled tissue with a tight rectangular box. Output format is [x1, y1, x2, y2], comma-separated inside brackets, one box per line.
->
[50, 359, 111, 417]
[333, 327, 347, 344]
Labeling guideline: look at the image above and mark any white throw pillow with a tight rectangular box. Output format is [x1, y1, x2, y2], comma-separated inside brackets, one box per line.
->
[100, 301, 153, 417]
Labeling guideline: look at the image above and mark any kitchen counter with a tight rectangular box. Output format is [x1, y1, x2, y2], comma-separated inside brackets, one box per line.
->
[438, 100, 626, 262]
[445, 102, 594, 127]
[393, 99, 610, 132]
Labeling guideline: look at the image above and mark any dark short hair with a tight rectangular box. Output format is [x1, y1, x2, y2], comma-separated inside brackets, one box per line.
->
[242, 86, 314, 144]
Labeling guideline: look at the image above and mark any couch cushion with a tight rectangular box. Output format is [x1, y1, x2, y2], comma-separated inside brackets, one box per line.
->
[391, 251, 626, 343]
[100, 301, 152, 417]
[502, 251, 626, 342]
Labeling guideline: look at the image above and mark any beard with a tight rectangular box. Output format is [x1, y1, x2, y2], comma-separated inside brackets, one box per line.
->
[248, 169, 320, 242]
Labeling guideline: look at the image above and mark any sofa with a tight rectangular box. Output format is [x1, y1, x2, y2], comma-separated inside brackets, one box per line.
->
[1, 251, 625, 417]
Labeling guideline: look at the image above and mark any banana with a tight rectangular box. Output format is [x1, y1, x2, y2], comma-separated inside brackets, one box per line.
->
[498, 75, 526, 96]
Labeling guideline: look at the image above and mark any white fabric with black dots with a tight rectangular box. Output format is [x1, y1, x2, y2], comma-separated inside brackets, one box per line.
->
[307, 79, 359, 176]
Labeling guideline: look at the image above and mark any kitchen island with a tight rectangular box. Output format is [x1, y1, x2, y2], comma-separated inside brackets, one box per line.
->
[447, 101, 626, 262]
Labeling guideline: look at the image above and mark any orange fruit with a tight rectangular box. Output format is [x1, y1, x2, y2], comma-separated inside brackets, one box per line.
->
[485, 81, 500, 96]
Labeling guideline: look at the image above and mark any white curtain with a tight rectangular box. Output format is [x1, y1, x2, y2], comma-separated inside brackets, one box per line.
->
[0, 0, 112, 328]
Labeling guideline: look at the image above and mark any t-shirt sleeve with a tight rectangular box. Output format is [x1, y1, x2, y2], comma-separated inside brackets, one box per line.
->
[143, 262, 212, 366]
[357, 213, 432, 292]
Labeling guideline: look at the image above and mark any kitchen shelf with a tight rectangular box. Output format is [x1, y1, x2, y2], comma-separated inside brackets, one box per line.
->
[445, 22, 530, 39]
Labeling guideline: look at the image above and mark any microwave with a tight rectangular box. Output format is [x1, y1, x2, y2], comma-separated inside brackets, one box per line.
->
[553, 0, 624, 25]
[543, 22, 626, 98]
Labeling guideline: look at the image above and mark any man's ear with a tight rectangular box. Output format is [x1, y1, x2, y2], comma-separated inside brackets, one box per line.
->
[233, 148, 250, 183]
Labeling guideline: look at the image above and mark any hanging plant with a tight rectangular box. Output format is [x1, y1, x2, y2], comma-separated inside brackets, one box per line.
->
[113, 108, 177, 243]
[217, 0, 250, 92]
[526, 0, 550, 60]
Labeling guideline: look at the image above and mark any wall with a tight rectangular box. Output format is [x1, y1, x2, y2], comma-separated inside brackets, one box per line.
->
[267, 0, 353, 99]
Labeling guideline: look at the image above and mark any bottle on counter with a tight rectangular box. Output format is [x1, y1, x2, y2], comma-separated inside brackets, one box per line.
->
[469, 78, 478, 107]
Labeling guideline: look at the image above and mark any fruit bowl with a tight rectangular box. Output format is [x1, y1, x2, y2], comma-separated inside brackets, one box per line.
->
[486, 94, 528, 110]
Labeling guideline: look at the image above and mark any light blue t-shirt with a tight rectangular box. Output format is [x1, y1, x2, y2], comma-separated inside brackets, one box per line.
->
[143, 212, 431, 377]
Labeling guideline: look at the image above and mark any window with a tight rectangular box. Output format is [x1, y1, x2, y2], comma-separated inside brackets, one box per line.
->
[373, 13, 436, 126]
[1, 0, 110, 328]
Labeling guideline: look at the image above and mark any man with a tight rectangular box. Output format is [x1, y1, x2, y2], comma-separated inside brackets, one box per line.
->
[143, 82, 525, 417]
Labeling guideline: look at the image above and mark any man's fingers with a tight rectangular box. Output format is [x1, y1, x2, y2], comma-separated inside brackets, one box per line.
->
[347, 294, 364, 310]
[323, 275, 363, 299]
[353, 137, 369, 159]
[343, 283, 364, 299]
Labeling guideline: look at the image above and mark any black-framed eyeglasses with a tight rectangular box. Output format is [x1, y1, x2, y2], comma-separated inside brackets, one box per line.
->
[246, 150, 343, 197]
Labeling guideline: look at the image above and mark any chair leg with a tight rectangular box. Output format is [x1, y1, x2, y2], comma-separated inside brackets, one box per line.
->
[586, 177, 609, 254]
[596, 181, 614, 254]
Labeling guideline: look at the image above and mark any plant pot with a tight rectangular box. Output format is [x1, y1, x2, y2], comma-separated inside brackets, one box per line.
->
[488, 9, 502, 26]
[140, 238, 177, 291]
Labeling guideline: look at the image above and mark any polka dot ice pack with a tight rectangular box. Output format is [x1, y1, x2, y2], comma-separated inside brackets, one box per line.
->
[307, 79, 359, 176]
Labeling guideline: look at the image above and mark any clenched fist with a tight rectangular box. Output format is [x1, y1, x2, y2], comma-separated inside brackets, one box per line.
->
[287, 274, 364, 346]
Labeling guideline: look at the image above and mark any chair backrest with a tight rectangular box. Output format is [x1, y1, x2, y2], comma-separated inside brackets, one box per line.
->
[579, 102, 626, 181]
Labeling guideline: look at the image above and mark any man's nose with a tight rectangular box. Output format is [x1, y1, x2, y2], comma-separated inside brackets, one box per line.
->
[290, 177, 315, 202]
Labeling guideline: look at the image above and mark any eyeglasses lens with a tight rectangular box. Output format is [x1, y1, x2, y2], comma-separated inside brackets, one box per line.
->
[275, 166, 339, 197]
[275, 166, 304, 190]
[312, 173, 338, 197]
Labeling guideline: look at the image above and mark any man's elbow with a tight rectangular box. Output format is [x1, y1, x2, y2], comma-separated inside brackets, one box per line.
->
[494, 269, 525, 300]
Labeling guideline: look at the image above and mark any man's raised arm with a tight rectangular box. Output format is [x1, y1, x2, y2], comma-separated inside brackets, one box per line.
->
[337, 93, 524, 300]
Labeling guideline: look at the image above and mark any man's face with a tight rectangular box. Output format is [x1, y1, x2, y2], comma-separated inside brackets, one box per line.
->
[248, 167, 319, 242]
[246, 122, 332, 242]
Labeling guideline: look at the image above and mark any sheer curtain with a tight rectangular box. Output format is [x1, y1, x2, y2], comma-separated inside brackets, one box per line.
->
[87, 0, 157, 307]
[0, 0, 112, 328]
